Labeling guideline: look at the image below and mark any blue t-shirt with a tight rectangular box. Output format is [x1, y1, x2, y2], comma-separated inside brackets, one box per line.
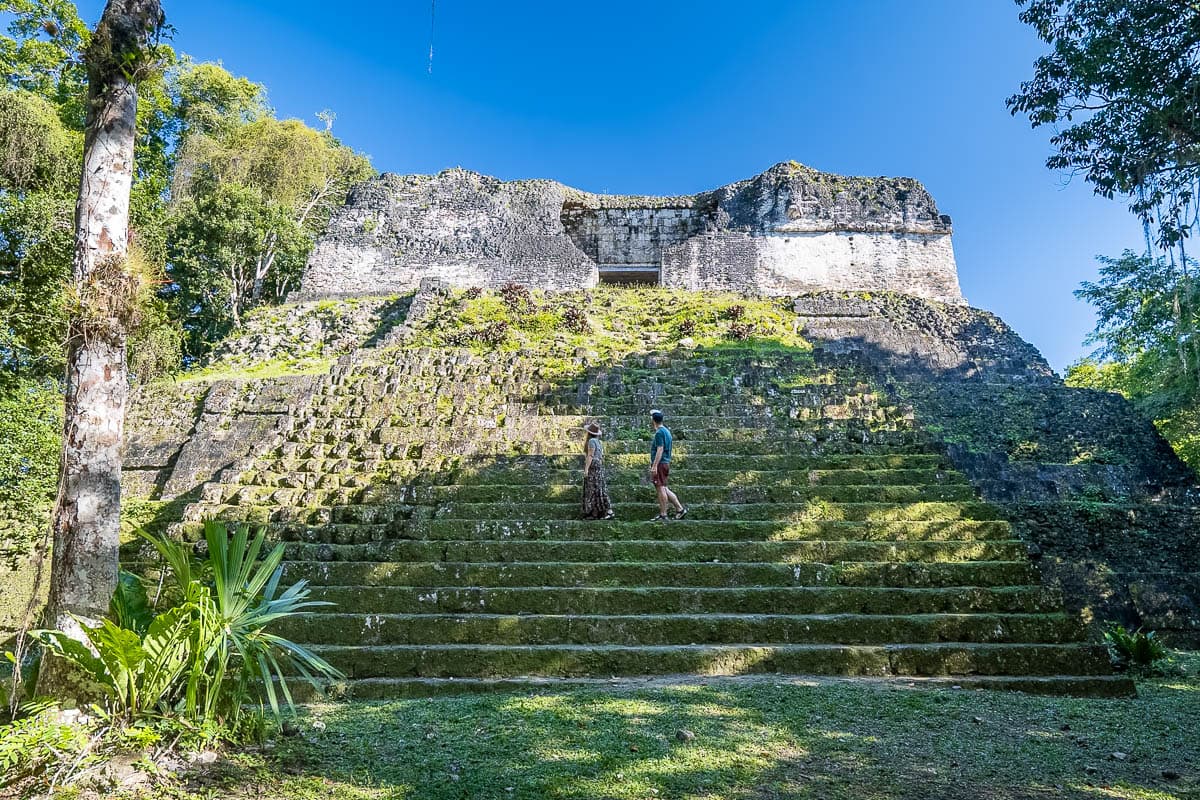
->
[651, 426, 673, 464]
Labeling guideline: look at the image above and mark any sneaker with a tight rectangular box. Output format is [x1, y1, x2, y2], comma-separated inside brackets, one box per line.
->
[649, 514, 669, 523]
[674, 506, 689, 520]
[602, 510, 615, 520]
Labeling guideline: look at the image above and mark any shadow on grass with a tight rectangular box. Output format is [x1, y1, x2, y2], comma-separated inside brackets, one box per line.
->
[180, 678, 1200, 800]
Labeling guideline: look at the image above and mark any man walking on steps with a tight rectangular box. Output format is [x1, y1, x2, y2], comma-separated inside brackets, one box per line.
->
[649, 409, 687, 522]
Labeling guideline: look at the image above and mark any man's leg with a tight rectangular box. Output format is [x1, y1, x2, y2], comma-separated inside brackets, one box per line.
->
[664, 488, 683, 512]
[656, 484, 669, 516]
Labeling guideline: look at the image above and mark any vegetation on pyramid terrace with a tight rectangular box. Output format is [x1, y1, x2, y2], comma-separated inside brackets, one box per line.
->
[402, 285, 811, 375]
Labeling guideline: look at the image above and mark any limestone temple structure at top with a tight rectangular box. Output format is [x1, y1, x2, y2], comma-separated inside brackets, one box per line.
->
[295, 161, 964, 304]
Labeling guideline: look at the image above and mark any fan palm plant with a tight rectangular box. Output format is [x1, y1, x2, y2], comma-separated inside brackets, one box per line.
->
[38, 520, 341, 727]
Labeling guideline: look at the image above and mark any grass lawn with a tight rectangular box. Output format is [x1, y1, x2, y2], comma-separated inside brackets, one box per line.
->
[165, 671, 1199, 800]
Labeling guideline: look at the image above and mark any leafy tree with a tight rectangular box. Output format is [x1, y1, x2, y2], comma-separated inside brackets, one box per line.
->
[169, 58, 267, 139]
[0, 89, 80, 380]
[0, 0, 89, 122]
[37, 0, 166, 702]
[168, 115, 372, 347]
[1012, 2, 1200, 472]
[1008, 0, 1200, 252]
[0, 379, 61, 566]
[1077, 250, 1200, 392]
[167, 177, 310, 345]
[1067, 250, 1200, 471]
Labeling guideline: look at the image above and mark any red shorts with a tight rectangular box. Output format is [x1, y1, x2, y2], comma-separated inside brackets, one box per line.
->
[652, 463, 670, 487]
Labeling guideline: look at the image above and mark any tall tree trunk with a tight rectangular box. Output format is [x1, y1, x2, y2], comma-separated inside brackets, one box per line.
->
[37, 0, 164, 703]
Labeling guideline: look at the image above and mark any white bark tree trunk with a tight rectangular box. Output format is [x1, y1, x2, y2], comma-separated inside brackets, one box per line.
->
[37, 0, 164, 703]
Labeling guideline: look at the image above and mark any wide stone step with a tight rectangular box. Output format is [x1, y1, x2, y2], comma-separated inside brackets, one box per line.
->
[433, 500, 1002, 522]
[267, 440, 941, 463]
[397, 483, 978, 505]
[278, 612, 1083, 647]
[453, 453, 951, 471]
[211, 482, 978, 507]
[312, 406, 904, 428]
[365, 427, 926, 448]
[415, 518, 1014, 542]
[282, 538, 1029, 564]
[309, 642, 1113, 680]
[299, 674, 1137, 700]
[188, 499, 1003, 527]
[281, 432, 934, 455]
[232, 466, 970, 492]
[254, 518, 1014, 546]
[245, 454, 954, 480]
[424, 467, 971, 488]
[306, 584, 1063, 616]
[281, 560, 1038, 588]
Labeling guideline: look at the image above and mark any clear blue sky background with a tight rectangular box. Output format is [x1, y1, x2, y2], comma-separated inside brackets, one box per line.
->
[73, 0, 1145, 370]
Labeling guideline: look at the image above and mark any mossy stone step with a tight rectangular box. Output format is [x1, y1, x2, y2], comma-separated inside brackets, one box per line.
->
[231, 467, 970, 492]
[369, 426, 925, 447]
[280, 560, 1038, 588]
[270, 439, 939, 461]
[463, 413, 910, 430]
[415, 518, 1014, 543]
[255, 518, 1014, 546]
[189, 499, 1002, 526]
[267, 439, 941, 461]
[308, 642, 1112, 680]
[277, 612, 1082, 647]
[600, 437, 935, 455]
[418, 468, 971, 488]
[247, 453, 953, 477]
[282, 538, 1029, 564]
[369, 484, 979, 506]
[433, 500, 1002, 522]
[211, 483, 979, 508]
[296, 674, 1137, 700]
[305, 585, 1063, 616]
[452, 453, 952, 471]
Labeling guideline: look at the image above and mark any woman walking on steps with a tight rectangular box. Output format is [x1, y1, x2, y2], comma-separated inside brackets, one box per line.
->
[582, 422, 615, 520]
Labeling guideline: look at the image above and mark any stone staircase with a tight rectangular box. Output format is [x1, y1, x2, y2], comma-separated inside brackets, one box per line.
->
[178, 344, 1133, 698]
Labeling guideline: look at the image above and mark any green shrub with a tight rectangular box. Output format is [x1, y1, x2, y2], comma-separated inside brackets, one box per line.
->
[1103, 623, 1168, 671]
[728, 321, 755, 340]
[562, 306, 589, 333]
[0, 711, 95, 793]
[35, 521, 342, 727]
[499, 282, 532, 313]
[0, 379, 61, 566]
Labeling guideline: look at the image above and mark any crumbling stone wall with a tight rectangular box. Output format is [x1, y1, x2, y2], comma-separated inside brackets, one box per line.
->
[561, 205, 703, 266]
[296, 162, 963, 304]
[123, 377, 320, 502]
[201, 295, 412, 373]
[795, 292, 1200, 643]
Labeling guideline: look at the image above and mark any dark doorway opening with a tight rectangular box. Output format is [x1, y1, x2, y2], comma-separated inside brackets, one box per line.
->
[598, 264, 661, 286]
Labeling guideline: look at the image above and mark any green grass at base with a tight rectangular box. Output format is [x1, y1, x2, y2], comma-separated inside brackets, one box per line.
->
[153, 671, 1198, 800]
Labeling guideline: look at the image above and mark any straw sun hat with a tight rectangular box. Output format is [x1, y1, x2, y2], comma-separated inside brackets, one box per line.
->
[584, 422, 603, 436]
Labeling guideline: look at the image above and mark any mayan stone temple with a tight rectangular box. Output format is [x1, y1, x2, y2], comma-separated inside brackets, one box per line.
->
[296, 161, 962, 303]
[122, 161, 1200, 699]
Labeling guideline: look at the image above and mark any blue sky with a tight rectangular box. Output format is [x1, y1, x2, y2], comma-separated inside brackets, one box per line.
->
[74, 0, 1144, 370]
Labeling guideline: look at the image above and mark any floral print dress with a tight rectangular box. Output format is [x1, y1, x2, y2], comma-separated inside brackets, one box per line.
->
[582, 436, 613, 519]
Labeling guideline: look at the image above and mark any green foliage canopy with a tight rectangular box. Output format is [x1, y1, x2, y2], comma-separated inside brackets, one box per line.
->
[168, 116, 373, 349]
[1066, 252, 1200, 471]
[1008, 0, 1200, 249]
[0, 0, 375, 378]
[0, 379, 61, 565]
